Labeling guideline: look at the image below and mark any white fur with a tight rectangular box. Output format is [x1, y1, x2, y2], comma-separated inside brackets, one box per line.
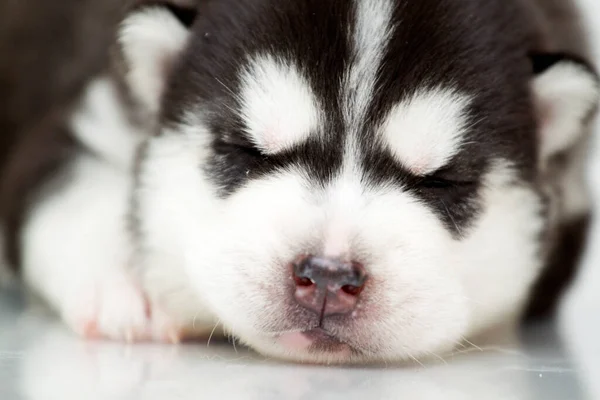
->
[138, 116, 544, 363]
[133, 118, 219, 334]
[533, 60, 599, 220]
[453, 162, 545, 334]
[534, 61, 600, 161]
[22, 74, 180, 342]
[71, 78, 146, 171]
[118, 7, 190, 115]
[379, 88, 473, 175]
[21, 152, 183, 342]
[342, 0, 395, 176]
[21, 154, 149, 340]
[343, 0, 394, 129]
[556, 138, 593, 219]
[239, 55, 321, 154]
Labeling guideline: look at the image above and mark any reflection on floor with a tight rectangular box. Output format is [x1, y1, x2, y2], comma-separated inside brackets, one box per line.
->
[0, 285, 597, 400]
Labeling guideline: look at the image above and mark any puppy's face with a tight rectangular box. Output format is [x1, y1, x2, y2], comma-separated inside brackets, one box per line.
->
[128, 0, 599, 363]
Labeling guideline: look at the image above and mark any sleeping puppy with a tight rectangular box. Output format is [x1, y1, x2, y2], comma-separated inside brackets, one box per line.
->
[6, 0, 599, 364]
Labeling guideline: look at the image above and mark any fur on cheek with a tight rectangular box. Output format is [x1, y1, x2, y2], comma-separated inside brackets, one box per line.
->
[451, 161, 547, 336]
[179, 171, 472, 360]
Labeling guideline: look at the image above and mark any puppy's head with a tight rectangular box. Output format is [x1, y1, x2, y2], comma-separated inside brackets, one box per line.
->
[125, 0, 599, 363]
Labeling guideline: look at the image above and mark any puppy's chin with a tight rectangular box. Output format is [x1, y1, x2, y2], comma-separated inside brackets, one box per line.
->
[232, 327, 462, 365]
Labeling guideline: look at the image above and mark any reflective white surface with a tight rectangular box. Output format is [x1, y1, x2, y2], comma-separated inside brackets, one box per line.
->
[0, 285, 598, 400]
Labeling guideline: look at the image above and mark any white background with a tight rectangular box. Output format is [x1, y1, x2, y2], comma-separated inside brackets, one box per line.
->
[559, 0, 600, 391]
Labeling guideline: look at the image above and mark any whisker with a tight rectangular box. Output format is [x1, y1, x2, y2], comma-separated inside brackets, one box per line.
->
[216, 99, 239, 115]
[462, 337, 483, 352]
[225, 324, 239, 354]
[213, 77, 245, 115]
[440, 199, 461, 236]
[215, 77, 240, 99]
[206, 319, 221, 349]
[428, 351, 448, 365]
[231, 336, 238, 354]
[449, 339, 524, 357]
[409, 354, 426, 369]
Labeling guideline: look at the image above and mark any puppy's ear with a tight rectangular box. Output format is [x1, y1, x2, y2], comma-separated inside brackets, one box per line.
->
[530, 53, 600, 163]
[118, 3, 196, 115]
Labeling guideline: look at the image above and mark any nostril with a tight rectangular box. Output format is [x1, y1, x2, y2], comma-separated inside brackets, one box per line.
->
[341, 284, 363, 296]
[294, 276, 314, 287]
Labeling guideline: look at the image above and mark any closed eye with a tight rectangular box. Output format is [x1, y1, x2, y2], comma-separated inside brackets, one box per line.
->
[215, 134, 264, 157]
[418, 176, 455, 189]
[417, 174, 476, 190]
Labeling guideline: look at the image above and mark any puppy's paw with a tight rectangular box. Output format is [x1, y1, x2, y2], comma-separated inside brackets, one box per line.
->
[62, 273, 152, 342]
[59, 273, 186, 344]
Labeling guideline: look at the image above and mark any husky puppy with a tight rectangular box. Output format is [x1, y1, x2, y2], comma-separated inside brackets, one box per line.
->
[4, 0, 599, 364]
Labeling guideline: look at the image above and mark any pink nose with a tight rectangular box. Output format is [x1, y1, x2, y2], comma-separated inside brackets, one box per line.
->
[292, 256, 367, 317]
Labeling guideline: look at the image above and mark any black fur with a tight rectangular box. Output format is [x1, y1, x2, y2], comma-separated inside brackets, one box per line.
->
[530, 51, 596, 75]
[526, 215, 591, 319]
[0, 0, 128, 270]
[161, 0, 540, 234]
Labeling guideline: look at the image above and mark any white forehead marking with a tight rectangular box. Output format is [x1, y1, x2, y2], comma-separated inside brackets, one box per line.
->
[341, 0, 394, 177]
[343, 0, 394, 129]
[239, 55, 320, 154]
[380, 87, 473, 175]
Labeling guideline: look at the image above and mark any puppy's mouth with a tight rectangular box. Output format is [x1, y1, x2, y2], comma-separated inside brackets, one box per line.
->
[277, 327, 352, 355]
